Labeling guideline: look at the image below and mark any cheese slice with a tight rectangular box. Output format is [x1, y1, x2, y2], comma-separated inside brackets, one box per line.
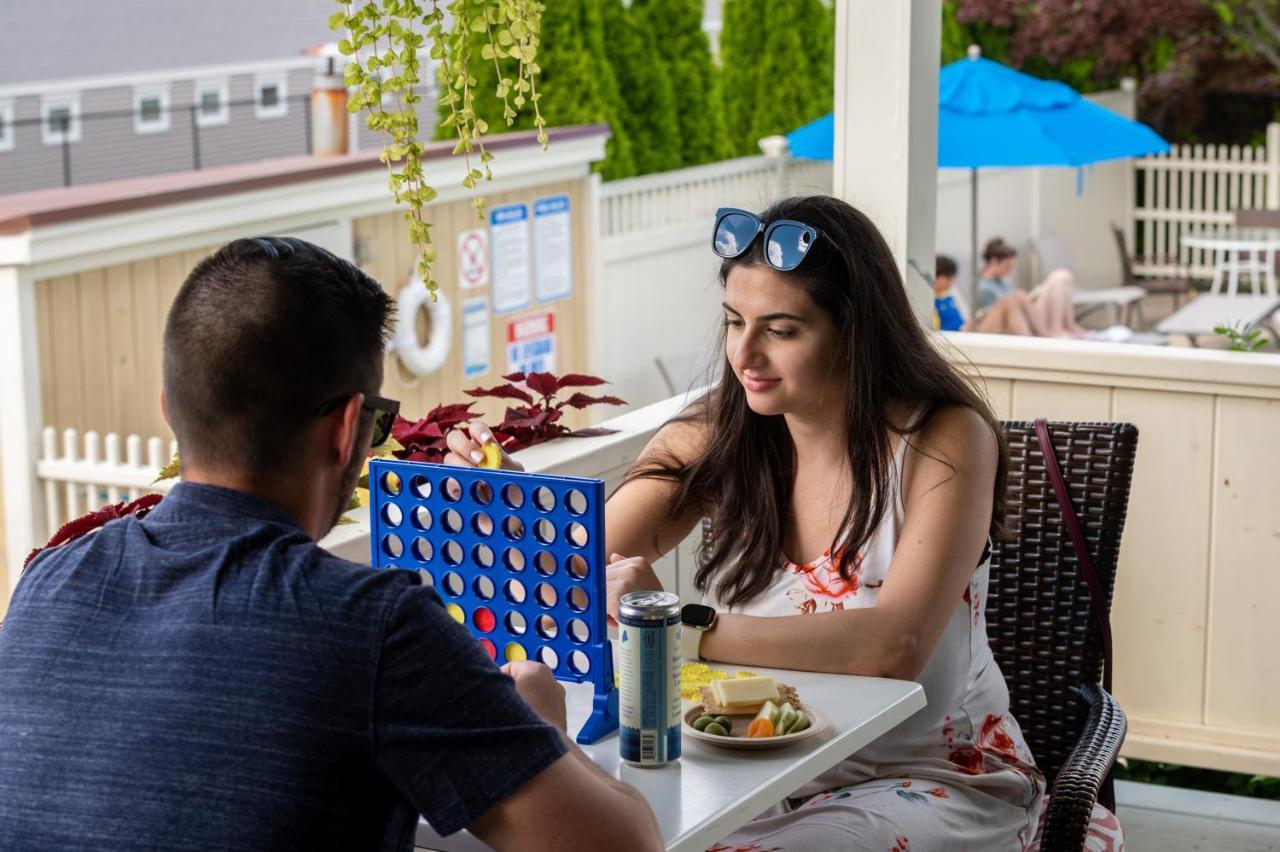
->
[710, 675, 780, 708]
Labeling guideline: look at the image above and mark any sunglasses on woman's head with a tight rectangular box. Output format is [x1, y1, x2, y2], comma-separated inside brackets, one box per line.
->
[314, 392, 400, 448]
[712, 207, 825, 272]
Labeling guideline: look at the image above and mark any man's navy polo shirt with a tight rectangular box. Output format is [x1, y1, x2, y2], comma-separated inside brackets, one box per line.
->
[0, 482, 566, 851]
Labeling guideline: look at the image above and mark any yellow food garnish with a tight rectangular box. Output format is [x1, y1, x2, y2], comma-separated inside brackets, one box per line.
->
[479, 442, 503, 469]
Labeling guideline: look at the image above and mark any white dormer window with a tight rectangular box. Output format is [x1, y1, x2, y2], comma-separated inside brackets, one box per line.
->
[195, 79, 229, 127]
[0, 100, 14, 152]
[255, 72, 288, 119]
[42, 94, 81, 145]
[134, 84, 170, 134]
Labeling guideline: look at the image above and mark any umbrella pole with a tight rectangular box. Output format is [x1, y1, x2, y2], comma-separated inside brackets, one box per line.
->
[970, 168, 979, 313]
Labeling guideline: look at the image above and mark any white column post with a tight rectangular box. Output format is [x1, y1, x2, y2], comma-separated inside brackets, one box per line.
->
[584, 170, 607, 422]
[0, 264, 46, 603]
[833, 0, 941, 325]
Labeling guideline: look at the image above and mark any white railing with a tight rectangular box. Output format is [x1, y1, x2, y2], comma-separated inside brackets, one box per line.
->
[36, 427, 177, 538]
[1133, 122, 1280, 278]
[598, 155, 833, 238]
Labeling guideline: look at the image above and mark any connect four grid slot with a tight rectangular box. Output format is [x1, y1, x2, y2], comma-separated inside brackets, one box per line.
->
[367, 459, 618, 745]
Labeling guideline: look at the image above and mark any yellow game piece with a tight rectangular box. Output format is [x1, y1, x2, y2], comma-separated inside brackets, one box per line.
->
[504, 642, 528, 662]
[446, 604, 465, 624]
[479, 442, 503, 470]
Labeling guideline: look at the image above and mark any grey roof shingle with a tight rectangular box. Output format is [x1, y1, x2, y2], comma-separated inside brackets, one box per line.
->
[2, 0, 338, 88]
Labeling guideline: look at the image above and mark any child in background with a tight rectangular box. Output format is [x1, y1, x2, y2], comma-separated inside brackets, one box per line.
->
[934, 254, 966, 332]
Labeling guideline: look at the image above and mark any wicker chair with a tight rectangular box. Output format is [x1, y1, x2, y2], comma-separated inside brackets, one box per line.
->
[989, 420, 1136, 850]
[697, 419, 1137, 851]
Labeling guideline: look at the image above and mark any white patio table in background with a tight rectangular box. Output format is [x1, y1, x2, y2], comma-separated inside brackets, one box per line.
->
[1180, 227, 1280, 297]
[415, 664, 926, 852]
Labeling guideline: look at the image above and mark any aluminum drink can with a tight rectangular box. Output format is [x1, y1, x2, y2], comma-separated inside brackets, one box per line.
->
[618, 591, 682, 766]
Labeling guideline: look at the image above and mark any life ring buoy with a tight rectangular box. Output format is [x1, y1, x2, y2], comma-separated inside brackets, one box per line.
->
[392, 277, 451, 377]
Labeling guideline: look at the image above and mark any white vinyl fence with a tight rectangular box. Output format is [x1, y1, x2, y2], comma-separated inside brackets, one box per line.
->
[1133, 122, 1280, 278]
[36, 428, 176, 538]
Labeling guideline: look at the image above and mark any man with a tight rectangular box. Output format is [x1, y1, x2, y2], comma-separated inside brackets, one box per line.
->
[0, 238, 661, 851]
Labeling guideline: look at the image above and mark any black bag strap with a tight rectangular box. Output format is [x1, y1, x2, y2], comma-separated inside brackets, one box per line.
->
[1034, 419, 1114, 693]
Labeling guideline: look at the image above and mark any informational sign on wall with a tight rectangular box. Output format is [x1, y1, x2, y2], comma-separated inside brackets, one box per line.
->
[462, 297, 491, 379]
[457, 228, 490, 291]
[490, 203, 532, 313]
[506, 311, 556, 376]
[533, 194, 572, 303]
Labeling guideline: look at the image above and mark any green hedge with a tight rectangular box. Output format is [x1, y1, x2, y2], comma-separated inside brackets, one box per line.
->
[1116, 758, 1280, 801]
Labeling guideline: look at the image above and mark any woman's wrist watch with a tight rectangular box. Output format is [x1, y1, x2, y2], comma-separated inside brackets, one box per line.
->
[679, 603, 718, 660]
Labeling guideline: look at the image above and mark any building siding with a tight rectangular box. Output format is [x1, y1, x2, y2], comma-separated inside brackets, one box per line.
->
[0, 68, 320, 194]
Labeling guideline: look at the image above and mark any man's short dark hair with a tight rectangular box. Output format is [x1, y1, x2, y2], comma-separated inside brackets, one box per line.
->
[163, 237, 395, 471]
[935, 254, 957, 279]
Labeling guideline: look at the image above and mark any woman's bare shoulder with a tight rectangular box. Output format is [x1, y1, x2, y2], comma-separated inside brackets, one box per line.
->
[904, 404, 998, 479]
[643, 403, 713, 466]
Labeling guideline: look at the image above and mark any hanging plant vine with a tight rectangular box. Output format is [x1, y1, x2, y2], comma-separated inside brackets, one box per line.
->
[331, 0, 547, 297]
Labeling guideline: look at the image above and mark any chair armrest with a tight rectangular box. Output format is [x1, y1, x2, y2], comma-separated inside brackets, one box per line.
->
[1038, 682, 1127, 852]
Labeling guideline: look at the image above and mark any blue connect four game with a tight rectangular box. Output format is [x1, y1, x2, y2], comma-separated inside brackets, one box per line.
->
[367, 458, 619, 745]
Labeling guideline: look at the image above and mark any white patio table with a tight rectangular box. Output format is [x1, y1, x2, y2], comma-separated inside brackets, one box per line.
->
[414, 663, 926, 852]
[1180, 227, 1280, 297]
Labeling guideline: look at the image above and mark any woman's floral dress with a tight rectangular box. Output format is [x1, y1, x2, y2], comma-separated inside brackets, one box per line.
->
[706, 428, 1048, 851]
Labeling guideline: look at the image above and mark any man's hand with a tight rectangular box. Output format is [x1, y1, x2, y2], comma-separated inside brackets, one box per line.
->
[502, 661, 567, 733]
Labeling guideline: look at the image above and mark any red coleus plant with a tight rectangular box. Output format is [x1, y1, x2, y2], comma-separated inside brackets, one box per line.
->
[465, 371, 625, 452]
[388, 371, 626, 464]
[23, 492, 164, 571]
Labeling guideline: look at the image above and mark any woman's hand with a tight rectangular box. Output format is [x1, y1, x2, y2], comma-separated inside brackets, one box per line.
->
[444, 420, 524, 471]
[604, 553, 664, 625]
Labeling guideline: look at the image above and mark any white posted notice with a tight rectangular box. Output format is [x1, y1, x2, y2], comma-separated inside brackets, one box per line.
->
[462, 297, 490, 379]
[533, 194, 572, 302]
[489, 203, 532, 313]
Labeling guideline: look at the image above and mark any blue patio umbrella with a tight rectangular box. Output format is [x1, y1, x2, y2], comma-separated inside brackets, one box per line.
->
[787, 48, 1170, 302]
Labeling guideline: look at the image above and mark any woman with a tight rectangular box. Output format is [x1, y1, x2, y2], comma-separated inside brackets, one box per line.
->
[448, 196, 1045, 849]
[978, 238, 1086, 338]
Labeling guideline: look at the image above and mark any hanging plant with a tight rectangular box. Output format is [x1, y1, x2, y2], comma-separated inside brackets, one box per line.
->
[331, 0, 548, 297]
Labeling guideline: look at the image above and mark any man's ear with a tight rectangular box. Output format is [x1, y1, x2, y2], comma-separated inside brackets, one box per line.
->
[160, 389, 171, 429]
[334, 393, 365, 467]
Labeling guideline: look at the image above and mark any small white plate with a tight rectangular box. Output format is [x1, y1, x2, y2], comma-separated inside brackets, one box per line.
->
[682, 704, 828, 750]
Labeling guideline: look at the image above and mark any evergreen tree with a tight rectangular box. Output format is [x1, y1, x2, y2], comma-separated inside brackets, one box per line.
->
[718, 0, 767, 156]
[747, 1, 834, 146]
[636, 0, 730, 166]
[602, 0, 681, 175]
[434, 0, 637, 179]
[797, 0, 836, 122]
[577, 0, 637, 178]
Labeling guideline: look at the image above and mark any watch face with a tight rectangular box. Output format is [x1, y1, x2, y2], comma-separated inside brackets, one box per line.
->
[681, 603, 716, 629]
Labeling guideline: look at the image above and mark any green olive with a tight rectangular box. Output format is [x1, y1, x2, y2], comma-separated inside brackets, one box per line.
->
[713, 715, 732, 728]
[691, 715, 716, 732]
[704, 722, 730, 737]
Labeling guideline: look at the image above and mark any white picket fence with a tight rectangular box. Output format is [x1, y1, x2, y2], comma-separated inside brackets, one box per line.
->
[36, 428, 177, 538]
[598, 154, 833, 238]
[1132, 122, 1280, 278]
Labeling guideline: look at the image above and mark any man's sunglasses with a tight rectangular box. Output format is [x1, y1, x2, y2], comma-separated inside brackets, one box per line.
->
[712, 207, 825, 272]
[314, 392, 400, 448]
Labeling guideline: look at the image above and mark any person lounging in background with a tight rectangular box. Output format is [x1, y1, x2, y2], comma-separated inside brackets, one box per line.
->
[977, 238, 1086, 338]
[934, 252, 1044, 337]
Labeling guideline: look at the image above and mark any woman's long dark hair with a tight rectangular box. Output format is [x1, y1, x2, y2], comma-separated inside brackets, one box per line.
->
[627, 195, 1007, 608]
